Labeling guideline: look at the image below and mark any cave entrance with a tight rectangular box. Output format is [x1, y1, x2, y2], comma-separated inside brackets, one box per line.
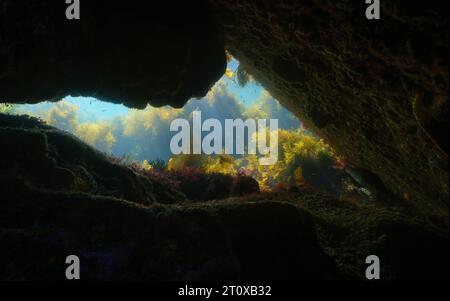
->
[1, 58, 369, 201]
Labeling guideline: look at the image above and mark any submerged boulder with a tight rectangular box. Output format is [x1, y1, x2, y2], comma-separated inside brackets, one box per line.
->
[0, 113, 185, 205]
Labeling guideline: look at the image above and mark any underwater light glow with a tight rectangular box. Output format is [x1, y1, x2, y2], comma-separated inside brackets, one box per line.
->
[9, 59, 301, 162]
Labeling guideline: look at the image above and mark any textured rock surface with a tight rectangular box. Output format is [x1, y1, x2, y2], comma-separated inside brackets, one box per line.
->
[0, 179, 340, 280]
[0, 113, 186, 204]
[1, 176, 447, 280]
[242, 191, 449, 280]
[210, 0, 449, 213]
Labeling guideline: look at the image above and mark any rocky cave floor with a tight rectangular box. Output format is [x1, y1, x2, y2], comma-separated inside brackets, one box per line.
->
[0, 113, 448, 281]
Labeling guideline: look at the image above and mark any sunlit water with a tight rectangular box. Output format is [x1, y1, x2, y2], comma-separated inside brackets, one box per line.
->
[9, 59, 302, 162]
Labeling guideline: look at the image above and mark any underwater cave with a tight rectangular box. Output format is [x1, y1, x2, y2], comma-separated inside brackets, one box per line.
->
[0, 0, 448, 281]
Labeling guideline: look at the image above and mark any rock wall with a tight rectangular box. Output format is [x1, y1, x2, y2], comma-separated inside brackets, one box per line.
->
[209, 0, 449, 213]
[0, 113, 186, 204]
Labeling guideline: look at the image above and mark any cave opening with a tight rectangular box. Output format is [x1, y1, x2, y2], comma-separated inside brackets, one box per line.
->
[1, 57, 374, 202]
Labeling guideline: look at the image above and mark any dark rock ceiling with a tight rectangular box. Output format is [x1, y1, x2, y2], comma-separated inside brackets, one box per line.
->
[0, 1, 226, 108]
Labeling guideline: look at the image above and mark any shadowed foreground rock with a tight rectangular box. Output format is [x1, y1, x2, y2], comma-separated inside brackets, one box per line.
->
[0, 180, 339, 280]
[237, 192, 449, 280]
[0, 114, 185, 205]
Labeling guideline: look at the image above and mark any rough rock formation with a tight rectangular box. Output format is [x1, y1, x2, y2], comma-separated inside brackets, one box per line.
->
[0, 114, 185, 205]
[0, 178, 340, 280]
[209, 0, 449, 214]
[240, 191, 449, 280]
